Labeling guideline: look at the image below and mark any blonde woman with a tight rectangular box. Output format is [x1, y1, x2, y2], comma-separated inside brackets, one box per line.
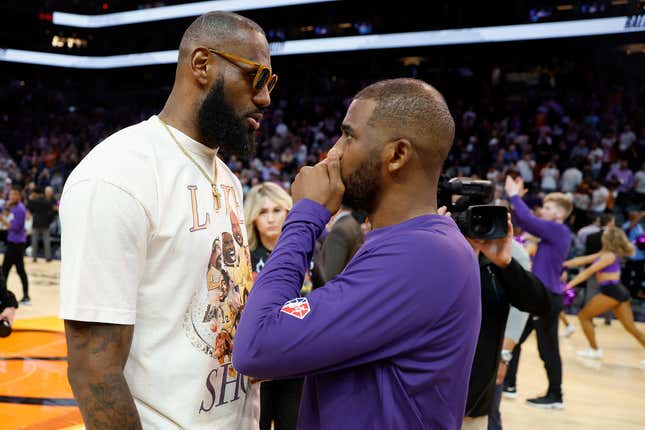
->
[244, 182, 302, 430]
[245, 182, 293, 273]
[564, 227, 645, 359]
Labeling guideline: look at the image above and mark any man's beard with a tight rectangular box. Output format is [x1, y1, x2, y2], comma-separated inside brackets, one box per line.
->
[342, 151, 382, 214]
[197, 78, 256, 160]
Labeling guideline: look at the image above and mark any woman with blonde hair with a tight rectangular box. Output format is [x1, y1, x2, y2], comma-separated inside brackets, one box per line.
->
[564, 226, 645, 359]
[244, 182, 302, 430]
[245, 182, 293, 263]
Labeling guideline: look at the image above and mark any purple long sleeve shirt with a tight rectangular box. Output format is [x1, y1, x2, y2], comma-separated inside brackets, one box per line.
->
[509, 195, 572, 294]
[605, 167, 634, 193]
[7, 202, 27, 244]
[234, 199, 481, 430]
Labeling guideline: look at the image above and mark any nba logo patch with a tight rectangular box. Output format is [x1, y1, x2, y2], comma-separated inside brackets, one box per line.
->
[281, 298, 311, 320]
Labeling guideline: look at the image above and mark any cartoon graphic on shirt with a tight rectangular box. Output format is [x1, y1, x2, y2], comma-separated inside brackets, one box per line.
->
[225, 186, 245, 247]
[183, 184, 253, 378]
[222, 232, 238, 267]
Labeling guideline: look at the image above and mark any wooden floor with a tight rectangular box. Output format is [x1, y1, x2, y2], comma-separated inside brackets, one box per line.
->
[1, 260, 643, 430]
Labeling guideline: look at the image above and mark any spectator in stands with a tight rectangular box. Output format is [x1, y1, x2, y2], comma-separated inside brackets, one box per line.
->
[27, 186, 54, 262]
[561, 163, 583, 193]
[590, 180, 609, 215]
[587, 142, 604, 179]
[540, 161, 559, 193]
[569, 140, 589, 163]
[634, 161, 645, 206]
[606, 159, 634, 209]
[618, 124, 636, 159]
[516, 154, 535, 190]
[621, 210, 644, 298]
[575, 215, 601, 255]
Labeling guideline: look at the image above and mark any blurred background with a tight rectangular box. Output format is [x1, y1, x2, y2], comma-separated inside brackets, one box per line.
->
[0, 1, 643, 429]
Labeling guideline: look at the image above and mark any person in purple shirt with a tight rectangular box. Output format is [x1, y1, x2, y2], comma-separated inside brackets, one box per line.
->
[0, 187, 29, 305]
[502, 177, 573, 409]
[605, 159, 634, 193]
[606, 159, 635, 210]
[234, 79, 481, 430]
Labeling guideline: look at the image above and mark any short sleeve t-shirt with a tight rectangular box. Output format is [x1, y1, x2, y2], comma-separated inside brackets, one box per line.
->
[59, 116, 259, 429]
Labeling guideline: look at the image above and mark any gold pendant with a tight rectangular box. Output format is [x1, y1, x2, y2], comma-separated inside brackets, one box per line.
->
[212, 185, 221, 210]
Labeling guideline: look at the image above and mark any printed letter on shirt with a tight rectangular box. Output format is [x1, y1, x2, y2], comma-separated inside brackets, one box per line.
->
[188, 185, 211, 232]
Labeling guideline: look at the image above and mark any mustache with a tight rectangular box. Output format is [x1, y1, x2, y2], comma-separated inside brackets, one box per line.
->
[243, 108, 264, 118]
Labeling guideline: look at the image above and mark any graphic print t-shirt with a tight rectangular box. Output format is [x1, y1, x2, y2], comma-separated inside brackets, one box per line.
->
[59, 116, 259, 429]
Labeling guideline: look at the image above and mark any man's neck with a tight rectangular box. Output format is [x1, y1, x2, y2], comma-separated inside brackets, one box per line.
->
[158, 90, 208, 147]
[368, 190, 437, 230]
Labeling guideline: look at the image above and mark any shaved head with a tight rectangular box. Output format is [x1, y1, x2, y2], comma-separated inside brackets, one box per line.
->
[179, 11, 266, 61]
[353, 78, 455, 176]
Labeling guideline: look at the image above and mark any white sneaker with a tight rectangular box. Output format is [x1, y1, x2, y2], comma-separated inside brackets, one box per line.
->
[577, 348, 603, 359]
[561, 324, 576, 338]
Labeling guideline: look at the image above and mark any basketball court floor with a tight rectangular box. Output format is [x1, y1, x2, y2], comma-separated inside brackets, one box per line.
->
[1, 261, 643, 429]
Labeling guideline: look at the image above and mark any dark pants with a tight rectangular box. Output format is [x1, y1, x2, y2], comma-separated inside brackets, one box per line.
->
[2, 242, 28, 299]
[622, 259, 644, 298]
[260, 378, 303, 430]
[31, 227, 52, 261]
[504, 292, 563, 398]
[488, 384, 503, 430]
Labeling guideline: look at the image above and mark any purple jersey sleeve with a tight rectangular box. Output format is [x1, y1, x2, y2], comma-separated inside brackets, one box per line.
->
[234, 199, 475, 379]
[510, 195, 561, 244]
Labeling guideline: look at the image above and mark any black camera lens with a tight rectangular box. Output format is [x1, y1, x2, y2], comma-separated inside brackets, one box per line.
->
[471, 215, 493, 236]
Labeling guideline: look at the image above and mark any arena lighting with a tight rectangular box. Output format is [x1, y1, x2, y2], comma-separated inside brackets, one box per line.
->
[52, 0, 338, 28]
[2, 15, 644, 68]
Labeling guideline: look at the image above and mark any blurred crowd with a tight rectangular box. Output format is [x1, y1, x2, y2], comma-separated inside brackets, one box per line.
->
[0, 59, 643, 262]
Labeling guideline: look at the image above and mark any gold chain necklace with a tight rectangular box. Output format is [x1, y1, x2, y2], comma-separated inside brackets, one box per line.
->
[159, 118, 222, 210]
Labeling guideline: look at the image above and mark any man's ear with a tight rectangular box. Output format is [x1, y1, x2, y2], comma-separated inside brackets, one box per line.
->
[191, 47, 212, 86]
[385, 139, 413, 174]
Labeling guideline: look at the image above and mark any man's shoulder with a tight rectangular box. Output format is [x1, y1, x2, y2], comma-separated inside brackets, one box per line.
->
[87, 118, 158, 160]
[65, 118, 161, 189]
[388, 216, 476, 268]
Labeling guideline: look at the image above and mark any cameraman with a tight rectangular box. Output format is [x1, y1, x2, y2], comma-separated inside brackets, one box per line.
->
[0, 271, 18, 334]
[450, 210, 550, 430]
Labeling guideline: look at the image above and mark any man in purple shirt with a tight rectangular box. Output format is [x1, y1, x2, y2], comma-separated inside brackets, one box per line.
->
[234, 79, 481, 430]
[502, 177, 573, 409]
[606, 159, 634, 193]
[0, 187, 29, 305]
[606, 159, 635, 209]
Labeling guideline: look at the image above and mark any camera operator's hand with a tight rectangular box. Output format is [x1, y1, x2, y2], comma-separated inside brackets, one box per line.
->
[505, 176, 527, 198]
[291, 149, 345, 214]
[468, 214, 513, 268]
[1, 307, 16, 325]
[437, 206, 451, 216]
[496, 361, 508, 385]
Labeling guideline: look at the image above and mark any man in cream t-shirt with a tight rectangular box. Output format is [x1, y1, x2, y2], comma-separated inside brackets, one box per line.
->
[59, 12, 276, 429]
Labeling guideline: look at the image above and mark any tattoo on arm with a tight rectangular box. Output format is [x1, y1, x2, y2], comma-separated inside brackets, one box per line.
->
[65, 321, 142, 430]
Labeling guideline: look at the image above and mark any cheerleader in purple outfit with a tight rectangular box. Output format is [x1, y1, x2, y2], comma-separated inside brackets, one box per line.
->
[563, 227, 645, 359]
